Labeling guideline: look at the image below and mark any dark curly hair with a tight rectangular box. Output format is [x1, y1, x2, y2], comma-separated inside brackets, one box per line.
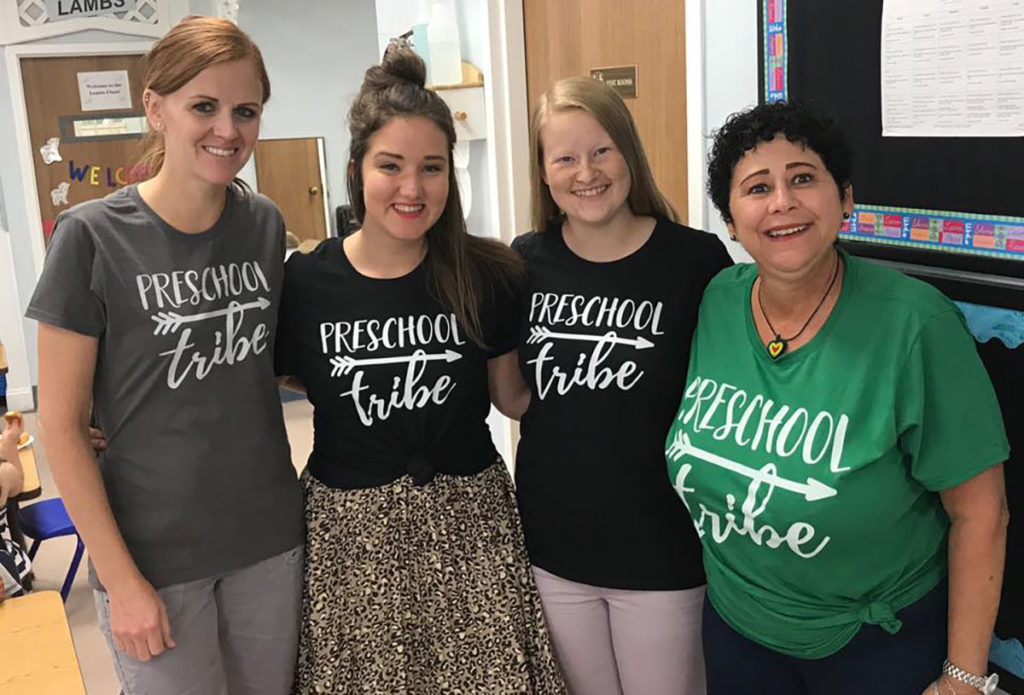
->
[707, 101, 853, 224]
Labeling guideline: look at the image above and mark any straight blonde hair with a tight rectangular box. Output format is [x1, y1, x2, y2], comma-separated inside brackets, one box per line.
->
[529, 77, 678, 232]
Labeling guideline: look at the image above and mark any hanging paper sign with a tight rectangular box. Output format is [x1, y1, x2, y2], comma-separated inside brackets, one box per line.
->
[51, 182, 70, 206]
[77, 70, 132, 112]
[43, 0, 136, 22]
[39, 137, 62, 164]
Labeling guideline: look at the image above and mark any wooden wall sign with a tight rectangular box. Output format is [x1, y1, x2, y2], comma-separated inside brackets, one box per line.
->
[589, 65, 638, 99]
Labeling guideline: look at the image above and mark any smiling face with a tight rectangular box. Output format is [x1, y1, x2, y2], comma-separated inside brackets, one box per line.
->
[145, 59, 263, 188]
[358, 115, 450, 245]
[539, 109, 632, 228]
[727, 133, 853, 278]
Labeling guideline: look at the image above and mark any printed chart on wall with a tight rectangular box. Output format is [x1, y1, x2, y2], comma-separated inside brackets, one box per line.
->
[760, 0, 1024, 307]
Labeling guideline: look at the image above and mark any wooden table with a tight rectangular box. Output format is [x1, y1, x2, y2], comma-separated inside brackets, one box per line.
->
[0, 591, 86, 694]
[13, 443, 40, 502]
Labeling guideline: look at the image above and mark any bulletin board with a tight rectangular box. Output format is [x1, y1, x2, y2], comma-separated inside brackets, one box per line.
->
[760, 2, 1024, 691]
[758, 0, 1024, 311]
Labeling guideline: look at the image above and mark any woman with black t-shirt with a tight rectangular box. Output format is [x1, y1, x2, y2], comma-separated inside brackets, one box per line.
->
[498, 77, 732, 695]
[274, 48, 565, 694]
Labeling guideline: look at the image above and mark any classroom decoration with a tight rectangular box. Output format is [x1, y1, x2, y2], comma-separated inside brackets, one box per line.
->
[76, 70, 132, 112]
[38, 137, 62, 164]
[43, 0, 138, 22]
[67, 160, 131, 188]
[50, 182, 70, 207]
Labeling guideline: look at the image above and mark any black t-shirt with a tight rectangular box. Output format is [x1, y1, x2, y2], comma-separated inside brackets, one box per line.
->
[275, 238, 518, 488]
[512, 217, 733, 590]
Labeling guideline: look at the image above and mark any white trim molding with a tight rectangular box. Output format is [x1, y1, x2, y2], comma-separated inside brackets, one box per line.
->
[685, 0, 706, 231]
[485, 0, 530, 245]
[483, 0, 530, 466]
[0, 229, 33, 411]
[5, 41, 155, 278]
[0, 0, 188, 44]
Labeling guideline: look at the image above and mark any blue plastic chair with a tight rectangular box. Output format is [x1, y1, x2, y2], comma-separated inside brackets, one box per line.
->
[17, 498, 84, 602]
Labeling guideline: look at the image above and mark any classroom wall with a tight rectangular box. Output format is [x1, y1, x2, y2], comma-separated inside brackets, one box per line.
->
[701, 1, 759, 262]
[373, 0, 495, 240]
[237, 0, 379, 216]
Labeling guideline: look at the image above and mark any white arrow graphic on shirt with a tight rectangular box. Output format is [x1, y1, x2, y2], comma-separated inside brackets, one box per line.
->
[526, 326, 655, 350]
[330, 349, 463, 376]
[150, 297, 271, 336]
[666, 431, 838, 502]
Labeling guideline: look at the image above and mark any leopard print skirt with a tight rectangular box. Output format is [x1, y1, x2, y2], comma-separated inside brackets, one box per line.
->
[293, 461, 567, 694]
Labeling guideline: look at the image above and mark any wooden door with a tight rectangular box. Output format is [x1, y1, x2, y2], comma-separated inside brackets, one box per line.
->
[523, 0, 688, 221]
[254, 137, 330, 242]
[21, 54, 146, 243]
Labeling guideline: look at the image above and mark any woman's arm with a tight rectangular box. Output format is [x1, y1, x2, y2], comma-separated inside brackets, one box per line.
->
[277, 375, 306, 395]
[38, 323, 175, 661]
[924, 463, 1008, 694]
[487, 351, 530, 420]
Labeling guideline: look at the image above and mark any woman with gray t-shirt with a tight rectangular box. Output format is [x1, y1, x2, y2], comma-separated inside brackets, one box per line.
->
[27, 18, 303, 695]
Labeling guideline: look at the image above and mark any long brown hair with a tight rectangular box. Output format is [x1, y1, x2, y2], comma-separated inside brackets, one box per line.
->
[135, 15, 270, 182]
[529, 76, 678, 231]
[347, 48, 522, 347]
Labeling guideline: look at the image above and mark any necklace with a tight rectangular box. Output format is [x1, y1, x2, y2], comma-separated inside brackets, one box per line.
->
[757, 253, 841, 360]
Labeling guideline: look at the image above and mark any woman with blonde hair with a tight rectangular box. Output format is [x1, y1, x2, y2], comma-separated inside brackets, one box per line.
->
[28, 16, 303, 694]
[498, 76, 732, 694]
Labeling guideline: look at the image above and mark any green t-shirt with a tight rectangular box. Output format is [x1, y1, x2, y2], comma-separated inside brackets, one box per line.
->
[665, 252, 1008, 659]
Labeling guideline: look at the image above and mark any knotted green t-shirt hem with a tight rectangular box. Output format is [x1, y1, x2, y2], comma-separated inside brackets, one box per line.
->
[705, 560, 945, 659]
[857, 601, 903, 635]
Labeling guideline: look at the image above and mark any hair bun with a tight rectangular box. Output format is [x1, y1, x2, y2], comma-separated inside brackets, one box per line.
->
[362, 46, 426, 92]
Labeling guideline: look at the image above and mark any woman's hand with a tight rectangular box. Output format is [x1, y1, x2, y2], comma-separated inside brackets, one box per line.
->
[107, 572, 176, 661]
[88, 427, 108, 452]
[921, 674, 985, 695]
[0, 412, 24, 458]
[487, 351, 531, 420]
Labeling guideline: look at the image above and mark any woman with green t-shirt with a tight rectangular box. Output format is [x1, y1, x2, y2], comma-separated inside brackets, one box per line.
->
[666, 101, 1009, 695]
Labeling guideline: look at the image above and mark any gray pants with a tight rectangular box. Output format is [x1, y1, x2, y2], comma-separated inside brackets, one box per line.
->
[95, 545, 304, 695]
[532, 566, 707, 695]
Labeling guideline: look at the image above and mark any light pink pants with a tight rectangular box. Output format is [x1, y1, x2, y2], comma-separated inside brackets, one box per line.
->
[532, 566, 706, 695]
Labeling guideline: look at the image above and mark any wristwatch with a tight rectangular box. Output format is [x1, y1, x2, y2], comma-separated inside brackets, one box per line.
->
[943, 659, 999, 694]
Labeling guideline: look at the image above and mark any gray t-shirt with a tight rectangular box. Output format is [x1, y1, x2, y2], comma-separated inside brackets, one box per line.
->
[27, 185, 303, 589]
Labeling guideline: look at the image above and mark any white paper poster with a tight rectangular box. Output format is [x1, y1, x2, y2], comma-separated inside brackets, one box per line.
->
[881, 0, 1024, 137]
[77, 70, 132, 112]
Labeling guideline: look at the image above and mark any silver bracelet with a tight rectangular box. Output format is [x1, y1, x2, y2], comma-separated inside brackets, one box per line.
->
[942, 659, 999, 694]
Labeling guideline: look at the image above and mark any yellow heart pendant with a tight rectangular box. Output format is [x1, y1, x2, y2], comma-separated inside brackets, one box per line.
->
[767, 340, 786, 359]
